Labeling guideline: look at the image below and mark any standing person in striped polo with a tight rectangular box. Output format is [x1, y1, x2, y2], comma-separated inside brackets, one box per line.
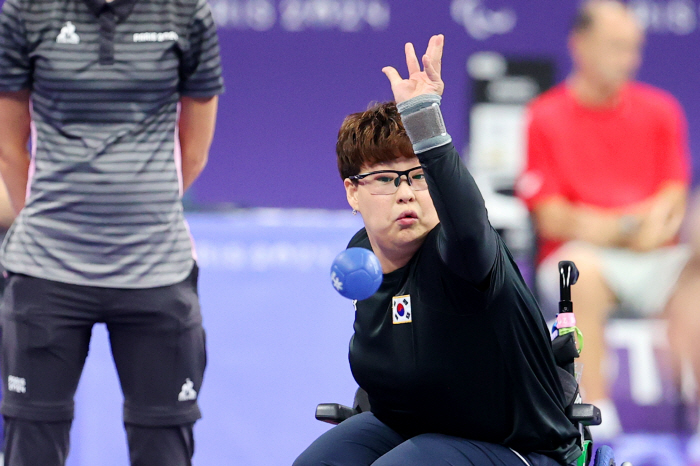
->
[0, 0, 224, 463]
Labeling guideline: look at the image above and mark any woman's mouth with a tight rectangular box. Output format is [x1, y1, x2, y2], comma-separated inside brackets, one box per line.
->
[396, 211, 418, 226]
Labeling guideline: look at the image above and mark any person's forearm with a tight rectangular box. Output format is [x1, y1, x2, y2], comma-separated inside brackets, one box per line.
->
[181, 151, 208, 192]
[178, 95, 218, 192]
[0, 175, 17, 228]
[419, 143, 497, 282]
[0, 91, 32, 215]
[628, 182, 687, 251]
[398, 96, 497, 282]
[533, 199, 578, 242]
[0, 148, 29, 215]
[534, 199, 631, 248]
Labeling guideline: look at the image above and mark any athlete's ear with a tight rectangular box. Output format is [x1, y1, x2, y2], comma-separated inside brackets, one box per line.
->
[344, 178, 360, 212]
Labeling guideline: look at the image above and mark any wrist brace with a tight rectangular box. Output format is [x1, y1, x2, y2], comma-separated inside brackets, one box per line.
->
[397, 94, 452, 154]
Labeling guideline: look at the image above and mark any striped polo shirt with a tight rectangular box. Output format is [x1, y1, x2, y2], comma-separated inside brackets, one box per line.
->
[0, 0, 224, 288]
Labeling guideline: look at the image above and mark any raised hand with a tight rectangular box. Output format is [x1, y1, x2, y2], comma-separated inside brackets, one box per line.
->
[382, 34, 444, 105]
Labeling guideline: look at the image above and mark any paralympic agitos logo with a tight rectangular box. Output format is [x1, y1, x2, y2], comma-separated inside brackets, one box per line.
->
[450, 0, 517, 41]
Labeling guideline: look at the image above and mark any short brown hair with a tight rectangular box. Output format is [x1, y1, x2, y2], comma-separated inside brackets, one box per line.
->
[336, 101, 414, 180]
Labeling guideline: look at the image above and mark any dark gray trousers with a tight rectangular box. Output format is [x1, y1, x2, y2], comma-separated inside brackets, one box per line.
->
[3, 417, 195, 466]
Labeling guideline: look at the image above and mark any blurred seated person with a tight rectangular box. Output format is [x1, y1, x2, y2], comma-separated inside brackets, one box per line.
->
[518, 0, 698, 439]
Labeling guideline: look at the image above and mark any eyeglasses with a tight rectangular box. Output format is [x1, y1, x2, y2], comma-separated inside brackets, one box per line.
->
[349, 166, 428, 195]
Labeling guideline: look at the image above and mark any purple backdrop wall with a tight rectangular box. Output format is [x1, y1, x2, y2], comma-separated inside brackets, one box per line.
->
[1, 0, 697, 207]
[197, 0, 700, 208]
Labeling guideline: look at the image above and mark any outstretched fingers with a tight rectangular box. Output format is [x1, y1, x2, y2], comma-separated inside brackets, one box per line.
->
[405, 42, 421, 76]
[383, 34, 446, 103]
[422, 54, 440, 83]
[382, 66, 403, 87]
[425, 34, 444, 75]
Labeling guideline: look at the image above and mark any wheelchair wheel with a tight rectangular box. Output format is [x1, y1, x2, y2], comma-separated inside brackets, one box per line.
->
[593, 445, 615, 466]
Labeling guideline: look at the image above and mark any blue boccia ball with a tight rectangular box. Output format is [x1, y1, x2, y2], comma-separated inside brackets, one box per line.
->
[330, 247, 383, 300]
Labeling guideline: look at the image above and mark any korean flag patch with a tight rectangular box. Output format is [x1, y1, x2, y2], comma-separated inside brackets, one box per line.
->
[392, 295, 412, 324]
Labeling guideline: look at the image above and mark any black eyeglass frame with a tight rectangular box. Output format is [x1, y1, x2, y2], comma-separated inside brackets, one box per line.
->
[348, 166, 425, 189]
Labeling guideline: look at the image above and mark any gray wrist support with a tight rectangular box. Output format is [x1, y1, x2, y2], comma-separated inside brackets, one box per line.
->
[397, 94, 452, 154]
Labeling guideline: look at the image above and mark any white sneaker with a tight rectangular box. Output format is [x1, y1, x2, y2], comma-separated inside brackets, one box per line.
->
[588, 398, 623, 441]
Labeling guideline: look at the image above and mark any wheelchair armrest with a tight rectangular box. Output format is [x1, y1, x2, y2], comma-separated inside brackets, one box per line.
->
[566, 403, 601, 426]
[315, 403, 359, 425]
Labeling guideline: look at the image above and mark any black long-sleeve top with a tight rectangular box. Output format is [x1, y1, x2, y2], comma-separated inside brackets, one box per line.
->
[347, 142, 581, 465]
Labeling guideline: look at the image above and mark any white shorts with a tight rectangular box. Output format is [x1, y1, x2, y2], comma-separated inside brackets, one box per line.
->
[536, 241, 691, 321]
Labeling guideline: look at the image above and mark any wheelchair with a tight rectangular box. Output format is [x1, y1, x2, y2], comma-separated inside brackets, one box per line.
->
[315, 261, 632, 466]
